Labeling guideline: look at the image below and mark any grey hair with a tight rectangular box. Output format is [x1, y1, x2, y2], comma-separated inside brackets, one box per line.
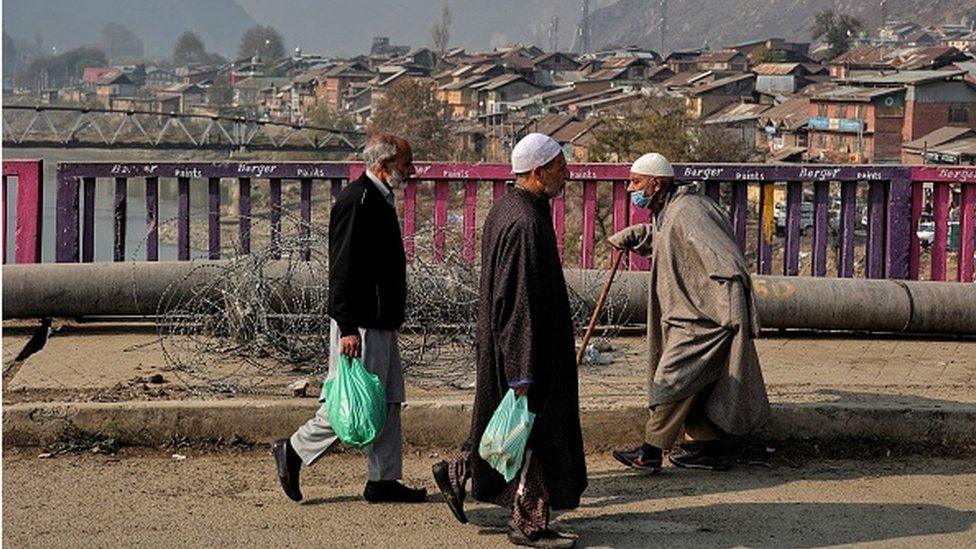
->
[362, 138, 398, 170]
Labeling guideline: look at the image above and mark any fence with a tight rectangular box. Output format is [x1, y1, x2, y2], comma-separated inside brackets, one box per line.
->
[2, 160, 974, 282]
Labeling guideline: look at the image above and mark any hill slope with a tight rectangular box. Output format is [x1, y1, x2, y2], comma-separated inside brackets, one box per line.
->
[3, 0, 258, 58]
[588, 0, 976, 53]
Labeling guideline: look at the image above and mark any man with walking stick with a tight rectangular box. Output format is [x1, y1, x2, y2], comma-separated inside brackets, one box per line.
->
[609, 153, 770, 472]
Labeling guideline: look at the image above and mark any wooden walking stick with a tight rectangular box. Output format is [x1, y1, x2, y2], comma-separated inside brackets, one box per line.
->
[576, 249, 625, 367]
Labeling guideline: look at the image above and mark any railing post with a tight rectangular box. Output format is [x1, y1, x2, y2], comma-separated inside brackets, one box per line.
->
[885, 170, 912, 280]
[146, 177, 159, 261]
[208, 177, 221, 260]
[757, 182, 774, 275]
[866, 181, 887, 279]
[56, 168, 80, 263]
[238, 177, 251, 255]
[932, 182, 951, 281]
[838, 181, 857, 278]
[612, 180, 630, 269]
[581, 180, 597, 269]
[82, 178, 96, 263]
[433, 180, 449, 264]
[301, 178, 313, 261]
[463, 180, 477, 265]
[113, 177, 127, 261]
[7, 160, 44, 264]
[784, 181, 801, 276]
[731, 182, 748, 253]
[177, 177, 190, 261]
[812, 181, 829, 277]
[910, 180, 924, 280]
[960, 183, 976, 283]
[269, 178, 281, 260]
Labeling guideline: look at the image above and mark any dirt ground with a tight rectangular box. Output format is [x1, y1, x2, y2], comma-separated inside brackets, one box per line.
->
[3, 449, 975, 548]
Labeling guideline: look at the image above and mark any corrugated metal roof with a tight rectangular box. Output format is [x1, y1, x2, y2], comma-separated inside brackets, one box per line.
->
[843, 69, 966, 85]
[688, 73, 755, 95]
[813, 85, 903, 102]
[759, 96, 811, 130]
[904, 126, 976, 149]
[703, 102, 769, 125]
[929, 137, 976, 156]
[753, 63, 803, 75]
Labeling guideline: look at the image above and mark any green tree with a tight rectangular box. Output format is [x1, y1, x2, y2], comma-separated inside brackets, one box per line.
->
[367, 77, 452, 160]
[748, 46, 784, 65]
[588, 95, 753, 163]
[308, 101, 355, 131]
[16, 46, 108, 90]
[100, 22, 144, 60]
[172, 31, 207, 65]
[811, 10, 866, 60]
[208, 73, 234, 106]
[238, 25, 285, 62]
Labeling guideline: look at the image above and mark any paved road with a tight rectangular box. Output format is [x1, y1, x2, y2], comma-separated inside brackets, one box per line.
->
[4, 450, 976, 548]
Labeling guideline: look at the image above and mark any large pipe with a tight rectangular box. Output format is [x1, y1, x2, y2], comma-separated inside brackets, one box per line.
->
[4, 262, 976, 335]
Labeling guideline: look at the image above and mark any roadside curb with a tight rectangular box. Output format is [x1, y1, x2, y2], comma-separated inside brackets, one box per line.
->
[4, 399, 976, 450]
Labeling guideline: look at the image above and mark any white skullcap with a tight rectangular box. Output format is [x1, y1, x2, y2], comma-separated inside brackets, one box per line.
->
[631, 153, 674, 177]
[511, 133, 563, 174]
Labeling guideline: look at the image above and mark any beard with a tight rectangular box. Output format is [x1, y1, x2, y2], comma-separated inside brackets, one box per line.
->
[386, 169, 404, 188]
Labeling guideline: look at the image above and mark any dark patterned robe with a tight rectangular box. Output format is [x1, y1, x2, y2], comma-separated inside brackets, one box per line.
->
[464, 186, 587, 511]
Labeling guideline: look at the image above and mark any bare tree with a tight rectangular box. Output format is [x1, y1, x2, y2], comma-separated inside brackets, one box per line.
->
[429, 1, 452, 54]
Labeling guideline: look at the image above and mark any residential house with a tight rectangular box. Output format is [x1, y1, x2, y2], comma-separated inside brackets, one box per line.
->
[319, 61, 374, 111]
[807, 86, 907, 163]
[702, 101, 769, 147]
[757, 95, 812, 159]
[726, 38, 813, 63]
[902, 126, 976, 163]
[843, 70, 976, 144]
[95, 71, 137, 106]
[234, 76, 290, 115]
[662, 71, 714, 91]
[665, 50, 702, 73]
[827, 46, 970, 78]
[473, 74, 544, 115]
[158, 82, 207, 113]
[695, 50, 750, 73]
[684, 73, 756, 118]
[145, 67, 178, 89]
[532, 52, 582, 73]
[437, 75, 488, 119]
[82, 67, 118, 89]
[945, 31, 976, 53]
[753, 63, 827, 94]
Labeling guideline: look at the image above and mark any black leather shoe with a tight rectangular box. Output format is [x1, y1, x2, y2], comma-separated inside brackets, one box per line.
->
[612, 444, 663, 472]
[507, 527, 576, 548]
[363, 480, 427, 503]
[432, 460, 468, 523]
[668, 441, 732, 471]
[272, 438, 303, 502]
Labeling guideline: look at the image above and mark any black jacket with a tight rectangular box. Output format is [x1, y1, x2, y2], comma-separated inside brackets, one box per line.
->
[329, 173, 407, 336]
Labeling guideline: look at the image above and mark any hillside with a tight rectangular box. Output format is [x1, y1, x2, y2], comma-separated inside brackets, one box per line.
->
[588, 0, 976, 54]
[3, 0, 258, 58]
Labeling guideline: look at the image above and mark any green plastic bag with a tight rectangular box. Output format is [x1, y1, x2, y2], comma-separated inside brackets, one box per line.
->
[322, 355, 387, 450]
[478, 389, 536, 482]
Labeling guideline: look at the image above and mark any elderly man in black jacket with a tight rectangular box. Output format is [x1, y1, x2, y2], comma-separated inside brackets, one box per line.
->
[273, 134, 426, 504]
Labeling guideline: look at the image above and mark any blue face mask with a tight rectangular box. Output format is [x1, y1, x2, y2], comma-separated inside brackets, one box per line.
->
[631, 191, 651, 209]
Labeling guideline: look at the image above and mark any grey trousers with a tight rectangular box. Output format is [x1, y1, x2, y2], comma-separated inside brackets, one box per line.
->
[290, 320, 405, 482]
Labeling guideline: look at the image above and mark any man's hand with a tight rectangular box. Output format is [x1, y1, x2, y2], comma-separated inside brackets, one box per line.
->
[607, 225, 649, 250]
[339, 334, 361, 357]
[514, 384, 530, 397]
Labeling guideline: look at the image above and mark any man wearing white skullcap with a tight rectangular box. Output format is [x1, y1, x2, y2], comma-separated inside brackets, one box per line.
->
[609, 152, 770, 474]
[434, 133, 585, 548]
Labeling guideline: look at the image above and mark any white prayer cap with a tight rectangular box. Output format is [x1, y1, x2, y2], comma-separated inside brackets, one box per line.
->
[511, 133, 563, 174]
[631, 153, 674, 177]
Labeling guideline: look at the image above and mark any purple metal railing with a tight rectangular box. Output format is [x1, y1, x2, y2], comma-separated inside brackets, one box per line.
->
[2, 161, 973, 282]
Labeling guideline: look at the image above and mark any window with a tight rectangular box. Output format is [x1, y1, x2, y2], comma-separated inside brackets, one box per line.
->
[817, 103, 828, 117]
[949, 105, 969, 124]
